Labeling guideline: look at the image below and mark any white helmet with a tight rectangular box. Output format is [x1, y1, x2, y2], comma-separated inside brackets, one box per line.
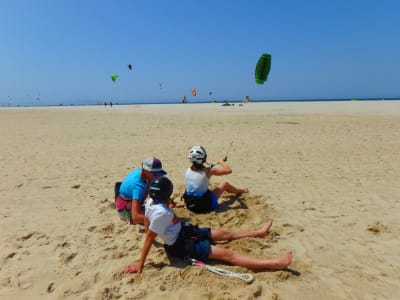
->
[189, 146, 207, 165]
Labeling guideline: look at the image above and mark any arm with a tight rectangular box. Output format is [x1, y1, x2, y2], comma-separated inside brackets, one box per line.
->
[130, 177, 148, 224]
[131, 200, 145, 224]
[167, 198, 185, 209]
[207, 159, 232, 177]
[123, 217, 157, 274]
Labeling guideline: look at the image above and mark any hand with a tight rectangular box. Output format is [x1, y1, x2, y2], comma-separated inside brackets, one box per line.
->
[218, 158, 227, 164]
[174, 202, 185, 208]
[123, 263, 142, 274]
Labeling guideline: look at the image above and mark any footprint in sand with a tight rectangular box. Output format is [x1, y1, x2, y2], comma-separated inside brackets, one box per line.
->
[17, 232, 35, 241]
[367, 222, 387, 233]
[17, 268, 34, 289]
[98, 223, 115, 234]
[274, 271, 292, 282]
[59, 251, 77, 263]
[47, 282, 55, 293]
[5, 252, 17, 259]
[100, 286, 121, 299]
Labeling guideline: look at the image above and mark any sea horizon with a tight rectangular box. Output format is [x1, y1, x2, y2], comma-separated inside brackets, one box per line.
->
[2, 97, 399, 108]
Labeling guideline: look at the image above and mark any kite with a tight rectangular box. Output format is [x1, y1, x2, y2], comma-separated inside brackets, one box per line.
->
[128, 64, 132, 70]
[111, 73, 118, 83]
[209, 91, 212, 96]
[255, 53, 271, 84]
[192, 88, 197, 96]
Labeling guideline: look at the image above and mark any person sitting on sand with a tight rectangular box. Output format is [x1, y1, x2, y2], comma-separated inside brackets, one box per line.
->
[115, 157, 167, 224]
[123, 176, 292, 274]
[182, 146, 249, 213]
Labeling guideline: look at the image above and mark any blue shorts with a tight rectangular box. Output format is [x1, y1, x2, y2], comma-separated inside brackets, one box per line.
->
[193, 226, 212, 261]
[210, 192, 218, 210]
[193, 239, 211, 261]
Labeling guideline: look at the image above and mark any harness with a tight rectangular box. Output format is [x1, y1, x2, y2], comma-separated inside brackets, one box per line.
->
[164, 222, 211, 259]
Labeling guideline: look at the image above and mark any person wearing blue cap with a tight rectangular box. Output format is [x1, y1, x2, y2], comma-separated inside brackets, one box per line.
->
[115, 157, 167, 224]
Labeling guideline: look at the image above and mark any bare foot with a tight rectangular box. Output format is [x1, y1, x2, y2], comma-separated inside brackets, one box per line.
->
[255, 219, 273, 238]
[237, 188, 249, 196]
[270, 250, 292, 270]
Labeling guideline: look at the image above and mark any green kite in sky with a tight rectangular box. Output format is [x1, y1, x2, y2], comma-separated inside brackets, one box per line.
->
[255, 53, 271, 84]
[111, 73, 118, 83]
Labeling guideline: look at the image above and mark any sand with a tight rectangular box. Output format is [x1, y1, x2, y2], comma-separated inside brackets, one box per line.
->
[0, 101, 399, 299]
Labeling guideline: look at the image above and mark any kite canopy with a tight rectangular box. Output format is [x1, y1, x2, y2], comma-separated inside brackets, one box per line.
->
[192, 88, 197, 96]
[111, 73, 118, 83]
[128, 64, 132, 70]
[255, 53, 271, 84]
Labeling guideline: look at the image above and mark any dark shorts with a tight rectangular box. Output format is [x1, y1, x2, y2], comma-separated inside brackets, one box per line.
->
[164, 222, 212, 262]
[183, 190, 218, 214]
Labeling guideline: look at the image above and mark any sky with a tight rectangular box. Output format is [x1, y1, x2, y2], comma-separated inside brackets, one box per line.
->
[1, 0, 399, 106]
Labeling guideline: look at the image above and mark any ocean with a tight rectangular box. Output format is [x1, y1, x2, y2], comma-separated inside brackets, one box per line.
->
[3, 97, 399, 108]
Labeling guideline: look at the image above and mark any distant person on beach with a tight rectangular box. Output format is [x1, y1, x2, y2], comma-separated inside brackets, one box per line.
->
[110, 101, 113, 107]
[222, 99, 232, 106]
[182, 95, 187, 103]
[123, 176, 292, 274]
[244, 96, 252, 103]
[104, 101, 107, 107]
[182, 146, 248, 213]
[114, 157, 168, 224]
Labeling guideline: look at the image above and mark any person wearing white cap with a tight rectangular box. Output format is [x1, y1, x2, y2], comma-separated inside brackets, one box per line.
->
[114, 157, 167, 224]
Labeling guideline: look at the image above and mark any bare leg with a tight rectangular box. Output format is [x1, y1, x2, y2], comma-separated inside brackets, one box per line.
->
[209, 247, 292, 270]
[211, 219, 273, 241]
[213, 180, 249, 199]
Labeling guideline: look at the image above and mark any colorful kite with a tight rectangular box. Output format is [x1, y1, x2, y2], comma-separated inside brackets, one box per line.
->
[192, 88, 197, 96]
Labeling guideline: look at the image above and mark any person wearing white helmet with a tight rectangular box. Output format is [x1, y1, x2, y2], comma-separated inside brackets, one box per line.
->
[183, 146, 248, 213]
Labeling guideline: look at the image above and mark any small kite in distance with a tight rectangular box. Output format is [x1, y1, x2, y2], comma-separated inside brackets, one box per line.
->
[111, 73, 118, 83]
[192, 88, 197, 96]
[128, 64, 132, 70]
[255, 53, 271, 84]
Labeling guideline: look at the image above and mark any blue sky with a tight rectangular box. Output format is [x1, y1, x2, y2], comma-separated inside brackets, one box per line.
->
[1, 0, 399, 106]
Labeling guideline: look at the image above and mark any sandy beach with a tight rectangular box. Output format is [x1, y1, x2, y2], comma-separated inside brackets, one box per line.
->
[1, 101, 399, 299]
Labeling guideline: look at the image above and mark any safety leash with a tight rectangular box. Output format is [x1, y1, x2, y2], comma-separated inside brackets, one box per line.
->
[185, 257, 253, 283]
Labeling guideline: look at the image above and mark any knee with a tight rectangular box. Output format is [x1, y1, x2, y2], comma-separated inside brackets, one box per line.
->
[221, 247, 235, 259]
[219, 180, 229, 189]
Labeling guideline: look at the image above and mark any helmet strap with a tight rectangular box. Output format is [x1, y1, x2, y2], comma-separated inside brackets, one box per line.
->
[152, 198, 164, 205]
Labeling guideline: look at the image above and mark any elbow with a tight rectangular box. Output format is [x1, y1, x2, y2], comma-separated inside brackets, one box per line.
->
[132, 213, 144, 224]
[131, 212, 143, 224]
[132, 215, 140, 224]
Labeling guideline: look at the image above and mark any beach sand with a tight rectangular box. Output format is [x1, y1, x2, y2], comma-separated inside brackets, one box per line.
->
[1, 101, 399, 299]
